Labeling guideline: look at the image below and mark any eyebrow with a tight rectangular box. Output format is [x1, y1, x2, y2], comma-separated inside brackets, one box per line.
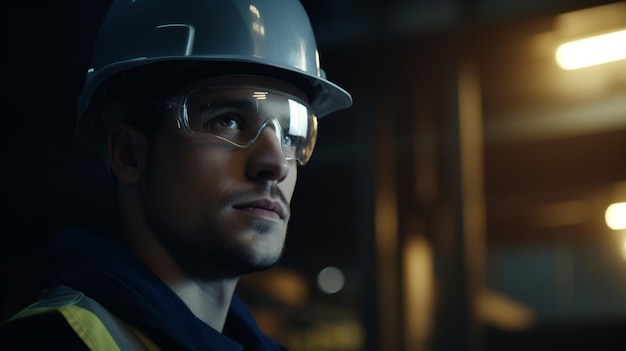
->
[204, 97, 292, 120]
[206, 98, 258, 112]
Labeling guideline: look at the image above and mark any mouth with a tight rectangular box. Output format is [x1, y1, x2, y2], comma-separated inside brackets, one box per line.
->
[233, 199, 288, 221]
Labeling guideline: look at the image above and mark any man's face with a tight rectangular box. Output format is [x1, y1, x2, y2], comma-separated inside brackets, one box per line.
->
[138, 76, 305, 279]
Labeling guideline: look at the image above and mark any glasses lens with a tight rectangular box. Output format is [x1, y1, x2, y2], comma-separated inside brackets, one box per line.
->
[180, 87, 317, 165]
[173, 87, 317, 165]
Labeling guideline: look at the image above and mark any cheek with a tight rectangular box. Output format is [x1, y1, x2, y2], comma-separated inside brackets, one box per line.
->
[159, 150, 227, 195]
[145, 141, 224, 222]
[281, 165, 298, 201]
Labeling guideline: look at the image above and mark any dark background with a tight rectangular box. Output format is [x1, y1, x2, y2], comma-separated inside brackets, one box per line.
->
[3, 1, 626, 350]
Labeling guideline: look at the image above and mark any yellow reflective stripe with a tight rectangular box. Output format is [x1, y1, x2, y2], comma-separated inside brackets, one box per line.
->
[58, 304, 121, 351]
[4, 286, 161, 350]
[3, 304, 120, 351]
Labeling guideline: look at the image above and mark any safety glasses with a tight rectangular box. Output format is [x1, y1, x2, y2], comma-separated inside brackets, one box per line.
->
[165, 86, 318, 165]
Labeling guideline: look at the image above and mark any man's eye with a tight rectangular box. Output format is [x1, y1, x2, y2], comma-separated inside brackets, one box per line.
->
[208, 114, 243, 130]
[282, 134, 298, 147]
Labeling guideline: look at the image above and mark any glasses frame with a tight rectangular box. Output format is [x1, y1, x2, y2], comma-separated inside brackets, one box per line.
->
[163, 86, 318, 166]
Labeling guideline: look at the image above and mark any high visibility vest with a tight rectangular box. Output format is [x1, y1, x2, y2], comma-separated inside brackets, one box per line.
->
[4, 285, 160, 351]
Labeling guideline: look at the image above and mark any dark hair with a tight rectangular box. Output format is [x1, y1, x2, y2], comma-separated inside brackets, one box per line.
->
[86, 62, 180, 144]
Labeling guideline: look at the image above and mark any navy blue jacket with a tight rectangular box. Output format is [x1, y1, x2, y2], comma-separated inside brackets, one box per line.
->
[3, 227, 287, 351]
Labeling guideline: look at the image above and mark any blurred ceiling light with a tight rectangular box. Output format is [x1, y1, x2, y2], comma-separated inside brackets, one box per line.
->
[556, 29, 626, 70]
[605, 202, 626, 230]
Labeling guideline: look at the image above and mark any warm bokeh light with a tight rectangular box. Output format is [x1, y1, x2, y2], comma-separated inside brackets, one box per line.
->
[556, 29, 626, 70]
[403, 235, 434, 348]
[605, 202, 626, 230]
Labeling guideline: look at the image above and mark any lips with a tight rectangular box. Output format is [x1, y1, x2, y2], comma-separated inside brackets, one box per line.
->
[233, 199, 288, 220]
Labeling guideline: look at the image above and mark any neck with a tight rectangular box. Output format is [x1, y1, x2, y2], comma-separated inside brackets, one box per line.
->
[168, 277, 239, 332]
[126, 222, 239, 331]
[118, 187, 239, 332]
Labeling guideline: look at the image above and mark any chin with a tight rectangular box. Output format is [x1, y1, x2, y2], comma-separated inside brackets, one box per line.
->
[226, 247, 284, 275]
[215, 230, 286, 276]
[244, 237, 285, 270]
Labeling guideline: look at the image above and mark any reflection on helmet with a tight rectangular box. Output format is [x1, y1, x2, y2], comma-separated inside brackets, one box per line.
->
[76, 0, 352, 148]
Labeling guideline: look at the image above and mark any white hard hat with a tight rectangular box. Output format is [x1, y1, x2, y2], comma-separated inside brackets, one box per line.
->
[76, 0, 352, 147]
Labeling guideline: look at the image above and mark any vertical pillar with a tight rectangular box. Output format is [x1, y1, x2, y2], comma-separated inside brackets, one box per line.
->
[434, 50, 487, 351]
[457, 52, 487, 351]
[374, 101, 401, 351]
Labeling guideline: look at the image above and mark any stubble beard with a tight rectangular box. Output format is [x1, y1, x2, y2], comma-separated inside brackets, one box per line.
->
[151, 215, 287, 280]
[141, 156, 290, 279]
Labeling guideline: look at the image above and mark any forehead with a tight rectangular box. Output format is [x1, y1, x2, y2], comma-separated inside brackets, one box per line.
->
[173, 75, 310, 103]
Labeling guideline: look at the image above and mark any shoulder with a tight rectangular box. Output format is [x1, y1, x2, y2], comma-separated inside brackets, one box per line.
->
[1, 310, 89, 350]
[3, 285, 162, 351]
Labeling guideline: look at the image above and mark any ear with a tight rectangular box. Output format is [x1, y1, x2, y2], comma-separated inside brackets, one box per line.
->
[107, 124, 149, 184]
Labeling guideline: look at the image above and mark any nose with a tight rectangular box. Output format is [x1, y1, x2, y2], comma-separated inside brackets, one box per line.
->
[245, 122, 291, 182]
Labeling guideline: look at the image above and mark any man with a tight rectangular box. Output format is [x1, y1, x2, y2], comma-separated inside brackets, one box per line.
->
[1, 0, 351, 350]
